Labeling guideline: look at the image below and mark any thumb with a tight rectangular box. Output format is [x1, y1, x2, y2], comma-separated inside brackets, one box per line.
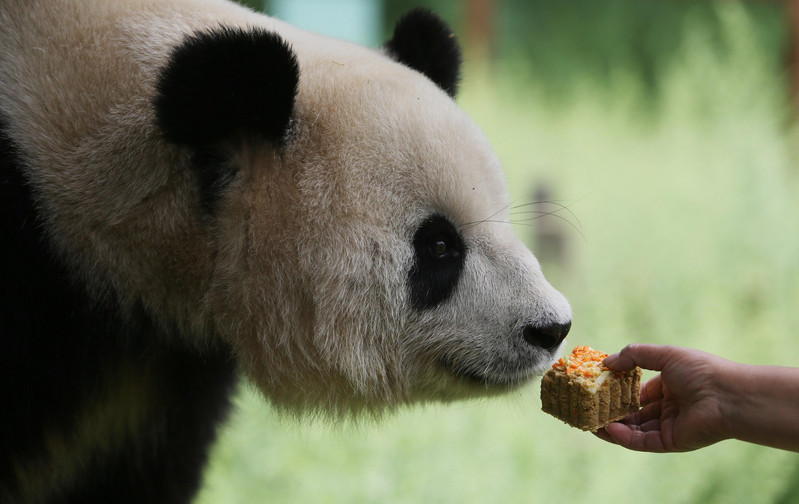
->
[604, 344, 679, 372]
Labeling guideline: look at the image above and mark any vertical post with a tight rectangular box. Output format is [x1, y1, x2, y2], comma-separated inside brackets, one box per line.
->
[789, 0, 799, 109]
[530, 182, 568, 267]
[465, 0, 497, 61]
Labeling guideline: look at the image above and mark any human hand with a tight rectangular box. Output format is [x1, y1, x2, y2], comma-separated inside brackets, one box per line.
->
[594, 344, 734, 452]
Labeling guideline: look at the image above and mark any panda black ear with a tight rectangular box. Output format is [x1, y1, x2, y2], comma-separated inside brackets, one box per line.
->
[383, 8, 462, 97]
[154, 26, 299, 151]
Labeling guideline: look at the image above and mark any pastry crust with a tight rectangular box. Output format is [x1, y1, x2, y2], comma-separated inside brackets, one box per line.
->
[541, 346, 642, 431]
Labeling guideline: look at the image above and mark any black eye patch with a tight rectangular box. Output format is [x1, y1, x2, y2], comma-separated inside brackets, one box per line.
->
[408, 214, 466, 310]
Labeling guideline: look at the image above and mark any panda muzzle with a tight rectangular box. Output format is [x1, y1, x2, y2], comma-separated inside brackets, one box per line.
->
[522, 321, 571, 350]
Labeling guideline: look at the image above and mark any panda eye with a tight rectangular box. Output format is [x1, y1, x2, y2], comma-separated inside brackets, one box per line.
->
[430, 239, 449, 258]
[408, 215, 466, 310]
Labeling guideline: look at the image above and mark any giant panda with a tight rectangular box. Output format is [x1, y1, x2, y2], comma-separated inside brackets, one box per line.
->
[0, 0, 572, 502]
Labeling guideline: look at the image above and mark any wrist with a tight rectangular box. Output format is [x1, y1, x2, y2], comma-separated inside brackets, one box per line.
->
[714, 359, 750, 443]
[714, 361, 799, 451]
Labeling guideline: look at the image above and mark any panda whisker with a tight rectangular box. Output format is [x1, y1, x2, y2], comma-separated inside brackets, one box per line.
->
[464, 197, 582, 227]
[461, 199, 518, 231]
[463, 199, 585, 241]
[461, 203, 512, 231]
[511, 198, 583, 230]
[511, 209, 583, 233]
[514, 215, 587, 243]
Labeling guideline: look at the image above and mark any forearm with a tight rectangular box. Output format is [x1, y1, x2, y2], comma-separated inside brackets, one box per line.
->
[719, 362, 799, 452]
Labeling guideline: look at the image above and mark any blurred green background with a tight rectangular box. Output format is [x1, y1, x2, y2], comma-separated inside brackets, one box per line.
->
[200, 1, 799, 503]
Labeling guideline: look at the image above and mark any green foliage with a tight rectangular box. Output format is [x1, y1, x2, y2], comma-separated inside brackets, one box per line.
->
[496, 0, 787, 104]
[198, 2, 799, 503]
[233, 0, 264, 12]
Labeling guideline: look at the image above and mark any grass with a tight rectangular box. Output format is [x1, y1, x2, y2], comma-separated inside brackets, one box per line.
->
[198, 2, 799, 503]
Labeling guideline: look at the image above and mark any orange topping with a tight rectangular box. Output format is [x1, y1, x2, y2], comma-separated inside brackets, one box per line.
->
[551, 345, 610, 376]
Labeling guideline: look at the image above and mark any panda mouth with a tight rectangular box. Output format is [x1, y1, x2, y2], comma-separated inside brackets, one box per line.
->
[439, 356, 537, 388]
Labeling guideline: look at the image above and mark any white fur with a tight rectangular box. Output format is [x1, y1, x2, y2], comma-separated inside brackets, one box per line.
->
[0, 0, 571, 418]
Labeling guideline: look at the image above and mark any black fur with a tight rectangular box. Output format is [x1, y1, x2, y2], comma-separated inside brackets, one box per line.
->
[408, 214, 466, 310]
[384, 8, 462, 97]
[0, 118, 238, 503]
[191, 149, 239, 214]
[154, 26, 299, 213]
[154, 26, 299, 148]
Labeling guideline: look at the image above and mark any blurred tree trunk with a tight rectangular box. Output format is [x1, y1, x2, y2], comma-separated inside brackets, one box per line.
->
[789, 0, 799, 108]
[466, 0, 497, 62]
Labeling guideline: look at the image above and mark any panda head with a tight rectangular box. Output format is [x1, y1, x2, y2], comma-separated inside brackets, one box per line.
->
[152, 9, 571, 417]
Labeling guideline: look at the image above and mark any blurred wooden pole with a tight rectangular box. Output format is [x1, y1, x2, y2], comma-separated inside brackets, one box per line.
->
[789, 0, 799, 109]
[531, 183, 569, 267]
[466, 0, 497, 62]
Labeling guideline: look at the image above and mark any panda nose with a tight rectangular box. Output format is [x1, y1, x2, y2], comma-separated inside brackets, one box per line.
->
[523, 321, 571, 350]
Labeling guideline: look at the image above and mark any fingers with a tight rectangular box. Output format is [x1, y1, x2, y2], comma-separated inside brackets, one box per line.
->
[639, 373, 663, 405]
[595, 400, 667, 452]
[600, 402, 665, 451]
[602, 422, 667, 453]
[604, 343, 682, 372]
[628, 400, 662, 425]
